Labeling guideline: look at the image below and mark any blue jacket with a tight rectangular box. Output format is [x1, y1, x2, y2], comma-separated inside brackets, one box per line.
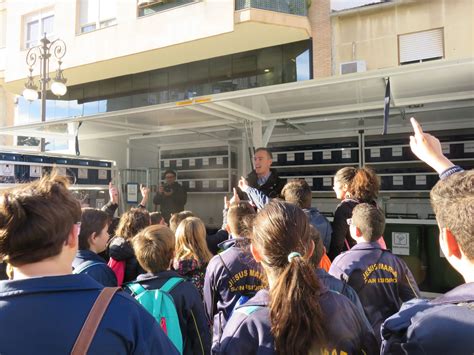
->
[213, 288, 378, 354]
[126, 270, 211, 355]
[204, 238, 266, 346]
[245, 187, 332, 249]
[329, 242, 420, 344]
[316, 267, 369, 325]
[381, 282, 474, 355]
[0, 274, 178, 355]
[72, 249, 117, 287]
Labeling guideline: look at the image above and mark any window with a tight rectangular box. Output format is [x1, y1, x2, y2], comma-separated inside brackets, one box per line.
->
[24, 10, 54, 49]
[79, 0, 116, 34]
[399, 28, 444, 65]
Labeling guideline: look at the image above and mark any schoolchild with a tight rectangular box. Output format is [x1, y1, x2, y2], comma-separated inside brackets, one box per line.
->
[329, 166, 380, 260]
[329, 203, 419, 344]
[0, 174, 178, 354]
[214, 200, 378, 355]
[309, 225, 368, 321]
[150, 211, 166, 225]
[381, 117, 473, 354]
[203, 201, 265, 345]
[72, 208, 117, 286]
[169, 210, 195, 233]
[129, 224, 211, 355]
[173, 217, 213, 296]
[108, 208, 150, 283]
[239, 178, 333, 250]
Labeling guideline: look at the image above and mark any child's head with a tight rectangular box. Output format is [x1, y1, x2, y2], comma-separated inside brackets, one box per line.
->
[0, 174, 81, 267]
[78, 208, 110, 253]
[133, 225, 175, 273]
[281, 179, 312, 209]
[226, 201, 255, 237]
[250, 200, 326, 354]
[169, 210, 194, 233]
[430, 171, 473, 263]
[334, 167, 380, 202]
[115, 208, 150, 241]
[150, 212, 165, 225]
[350, 203, 385, 243]
[175, 217, 212, 264]
[308, 226, 324, 267]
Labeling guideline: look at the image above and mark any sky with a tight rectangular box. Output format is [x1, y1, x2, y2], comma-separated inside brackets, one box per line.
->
[331, 0, 383, 11]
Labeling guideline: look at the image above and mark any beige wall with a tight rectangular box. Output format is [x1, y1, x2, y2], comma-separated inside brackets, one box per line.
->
[332, 0, 474, 73]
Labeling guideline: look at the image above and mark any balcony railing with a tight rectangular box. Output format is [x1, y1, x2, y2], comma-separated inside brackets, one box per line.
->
[137, 0, 198, 17]
[235, 0, 308, 16]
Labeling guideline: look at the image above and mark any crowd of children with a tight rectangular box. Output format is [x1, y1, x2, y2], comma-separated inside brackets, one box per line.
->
[0, 117, 472, 354]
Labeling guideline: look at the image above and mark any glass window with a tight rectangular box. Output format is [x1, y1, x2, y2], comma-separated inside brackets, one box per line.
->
[79, 0, 116, 34]
[24, 10, 54, 49]
[257, 46, 283, 87]
[283, 41, 312, 83]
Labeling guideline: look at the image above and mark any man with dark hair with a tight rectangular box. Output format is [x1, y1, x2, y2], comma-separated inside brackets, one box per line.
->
[329, 203, 419, 344]
[381, 118, 474, 354]
[241, 147, 285, 200]
[153, 169, 187, 223]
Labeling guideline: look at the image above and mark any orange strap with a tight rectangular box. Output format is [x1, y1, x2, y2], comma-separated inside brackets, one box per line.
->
[71, 287, 120, 355]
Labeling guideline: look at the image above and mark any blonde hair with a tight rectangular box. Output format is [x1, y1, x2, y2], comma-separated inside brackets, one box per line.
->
[174, 217, 212, 265]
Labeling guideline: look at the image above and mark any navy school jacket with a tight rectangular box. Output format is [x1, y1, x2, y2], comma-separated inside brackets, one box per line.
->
[0, 274, 178, 355]
[72, 249, 117, 287]
[203, 238, 266, 345]
[381, 282, 474, 355]
[213, 288, 378, 354]
[329, 242, 420, 344]
[125, 270, 211, 355]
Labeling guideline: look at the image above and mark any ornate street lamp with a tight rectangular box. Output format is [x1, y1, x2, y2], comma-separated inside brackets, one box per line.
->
[23, 33, 67, 152]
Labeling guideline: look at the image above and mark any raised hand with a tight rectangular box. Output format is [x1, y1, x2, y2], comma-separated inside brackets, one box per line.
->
[108, 182, 119, 204]
[238, 176, 249, 192]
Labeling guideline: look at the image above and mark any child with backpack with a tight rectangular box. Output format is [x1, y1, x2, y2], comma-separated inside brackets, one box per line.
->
[72, 208, 117, 286]
[173, 217, 213, 296]
[203, 201, 266, 346]
[329, 203, 420, 345]
[127, 224, 211, 355]
[214, 201, 377, 354]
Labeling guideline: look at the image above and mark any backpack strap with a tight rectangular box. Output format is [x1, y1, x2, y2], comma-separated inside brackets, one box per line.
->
[126, 282, 147, 297]
[160, 277, 184, 293]
[73, 261, 103, 275]
[71, 287, 120, 355]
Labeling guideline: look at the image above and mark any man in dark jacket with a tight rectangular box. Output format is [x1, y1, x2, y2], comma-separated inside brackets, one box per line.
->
[153, 170, 187, 223]
[241, 147, 285, 200]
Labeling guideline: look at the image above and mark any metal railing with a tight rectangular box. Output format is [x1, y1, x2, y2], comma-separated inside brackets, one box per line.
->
[235, 0, 308, 16]
[138, 0, 197, 17]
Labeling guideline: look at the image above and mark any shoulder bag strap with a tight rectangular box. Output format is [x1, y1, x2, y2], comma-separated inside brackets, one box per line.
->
[71, 287, 120, 355]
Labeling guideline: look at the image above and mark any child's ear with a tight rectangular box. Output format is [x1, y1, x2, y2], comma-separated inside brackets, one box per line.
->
[88, 232, 97, 245]
[250, 243, 262, 263]
[355, 227, 363, 237]
[225, 224, 231, 233]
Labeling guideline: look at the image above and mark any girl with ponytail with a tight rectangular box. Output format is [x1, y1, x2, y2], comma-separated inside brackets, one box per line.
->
[328, 167, 381, 260]
[214, 200, 377, 355]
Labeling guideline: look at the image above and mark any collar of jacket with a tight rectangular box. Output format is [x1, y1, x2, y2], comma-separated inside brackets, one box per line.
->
[431, 282, 474, 305]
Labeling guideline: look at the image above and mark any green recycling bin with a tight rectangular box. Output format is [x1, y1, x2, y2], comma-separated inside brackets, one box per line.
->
[425, 225, 464, 293]
[384, 223, 426, 286]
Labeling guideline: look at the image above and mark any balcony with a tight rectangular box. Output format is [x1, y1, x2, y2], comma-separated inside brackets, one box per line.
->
[235, 0, 309, 16]
[137, 0, 198, 17]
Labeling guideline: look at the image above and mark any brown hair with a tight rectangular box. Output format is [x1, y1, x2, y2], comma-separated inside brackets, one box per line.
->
[252, 200, 326, 354]
[150, 212, 164, 225]
[174, 217, 212, 265]
[133, 225, 175, 273]
[352, 203, 385, 242]
[169, 210, 194, 233]
[0, 174, 81, 266]
[78, 208, 109, 250]
[335, 166, 380, 202]
[115, 208, 150, 241]
[281, 179, 312, 209]
[255, 147, 273, 159]
[309, 226, 324, 266]
[430, 170, 474, 260]
[227, 201, 256, 237]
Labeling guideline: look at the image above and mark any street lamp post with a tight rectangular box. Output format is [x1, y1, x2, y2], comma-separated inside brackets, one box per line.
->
[23, 33, 68, 152]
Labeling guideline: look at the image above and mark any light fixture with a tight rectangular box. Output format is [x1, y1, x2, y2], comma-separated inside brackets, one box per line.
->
[264, 68, 270, 73]
[51, 62, 67, 97]
[23, 68, 39, 101]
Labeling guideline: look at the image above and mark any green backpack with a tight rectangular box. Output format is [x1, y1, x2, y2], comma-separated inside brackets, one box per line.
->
[127, 278, 184, 354]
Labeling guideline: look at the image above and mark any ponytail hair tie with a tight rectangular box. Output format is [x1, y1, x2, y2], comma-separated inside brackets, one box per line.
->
[287, 252, 302, 262]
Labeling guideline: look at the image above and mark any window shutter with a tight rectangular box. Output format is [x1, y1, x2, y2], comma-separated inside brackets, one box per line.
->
[399, 28, 444, 64]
